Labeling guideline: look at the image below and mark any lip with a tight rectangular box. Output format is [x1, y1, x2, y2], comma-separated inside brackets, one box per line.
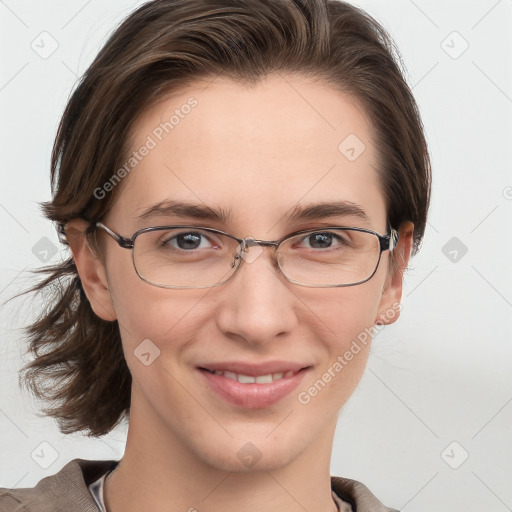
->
[197, 362, 311, 409]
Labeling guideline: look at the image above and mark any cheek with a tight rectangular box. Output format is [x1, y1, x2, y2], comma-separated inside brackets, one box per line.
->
[310, 278, 383, 345]
[112, 287, 208, 350]
[296, 284, 383, 409]
[104, 254, 209, 357]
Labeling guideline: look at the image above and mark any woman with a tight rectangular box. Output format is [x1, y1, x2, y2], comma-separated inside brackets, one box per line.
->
[0, 0, 430, 510]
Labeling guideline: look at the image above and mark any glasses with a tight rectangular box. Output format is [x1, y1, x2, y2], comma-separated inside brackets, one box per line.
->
[81, 222, 400, 289]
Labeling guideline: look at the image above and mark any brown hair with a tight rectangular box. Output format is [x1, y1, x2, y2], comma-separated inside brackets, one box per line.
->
[18, 0, 431, 436]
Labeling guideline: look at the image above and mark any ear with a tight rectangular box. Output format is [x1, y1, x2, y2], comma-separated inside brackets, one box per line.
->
[65, 219, 117, 322]
[374, 221, 414, 326]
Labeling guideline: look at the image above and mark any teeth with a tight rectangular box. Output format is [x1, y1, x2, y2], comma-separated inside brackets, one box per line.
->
[207, 369, 295, 383]
[255, 374, 272, 384]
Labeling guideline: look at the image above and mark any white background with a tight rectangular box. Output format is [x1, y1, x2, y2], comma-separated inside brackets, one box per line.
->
[1, 1, 511, 510]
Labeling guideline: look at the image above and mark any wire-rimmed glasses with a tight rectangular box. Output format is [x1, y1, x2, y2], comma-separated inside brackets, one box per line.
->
[75, 222, 400, 289]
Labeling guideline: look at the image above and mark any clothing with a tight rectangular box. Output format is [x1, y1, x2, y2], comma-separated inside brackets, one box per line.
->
[0, 458, 400, 512]
[88, 467, 352, 512]
[88, 467, 353, 512]
[88, 468, 113, 512]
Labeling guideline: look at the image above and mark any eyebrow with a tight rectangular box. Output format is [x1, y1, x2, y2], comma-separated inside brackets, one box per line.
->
[135, 200, 232, 224]
[287, 201, 369, 223]
[135, 199, 369, 225]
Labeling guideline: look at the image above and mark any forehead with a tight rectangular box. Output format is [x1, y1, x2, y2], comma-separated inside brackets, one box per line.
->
[110, 74, 386, 234]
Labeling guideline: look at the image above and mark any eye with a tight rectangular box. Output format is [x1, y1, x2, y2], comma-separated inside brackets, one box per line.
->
[161, 230, 217, 251]
[296, 231, 350, 250]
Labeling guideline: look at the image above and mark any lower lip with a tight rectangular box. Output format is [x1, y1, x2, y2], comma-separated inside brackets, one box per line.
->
[198, 368, 310, 408]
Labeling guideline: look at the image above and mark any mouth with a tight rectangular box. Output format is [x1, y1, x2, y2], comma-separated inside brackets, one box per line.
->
[199, 367, 302, 383]
[197, 363, 311, 408]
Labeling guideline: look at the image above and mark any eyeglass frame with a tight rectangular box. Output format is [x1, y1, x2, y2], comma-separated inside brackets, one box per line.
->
[57, 221, 400, 289]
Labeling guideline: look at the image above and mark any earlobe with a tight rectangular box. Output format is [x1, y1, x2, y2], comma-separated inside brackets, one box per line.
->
[65, 219, 117, 322]
[374, 221, 414, 326]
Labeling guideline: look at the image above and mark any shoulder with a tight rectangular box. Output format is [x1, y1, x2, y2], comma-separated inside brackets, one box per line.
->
[1, 464, 399, 512]
[0, 458, 118, 512]
[331, 475, 401, 512]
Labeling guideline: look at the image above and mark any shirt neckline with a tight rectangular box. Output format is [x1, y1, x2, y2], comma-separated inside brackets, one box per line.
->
[88, 465, 352, 512]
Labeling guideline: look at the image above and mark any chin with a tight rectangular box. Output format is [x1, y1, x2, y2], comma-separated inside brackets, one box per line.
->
[196, 431, 308, 474]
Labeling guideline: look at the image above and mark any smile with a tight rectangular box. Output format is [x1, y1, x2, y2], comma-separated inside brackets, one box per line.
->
[201, 368, 297, 383]
[198, 365, 311, 408]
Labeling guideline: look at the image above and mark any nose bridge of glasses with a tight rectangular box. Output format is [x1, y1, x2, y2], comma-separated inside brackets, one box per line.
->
[232, 238, 280, 269]
[239, 237, 279, 252]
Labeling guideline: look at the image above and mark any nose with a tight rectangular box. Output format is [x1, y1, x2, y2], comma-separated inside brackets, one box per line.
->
[216, 244, 299, 346]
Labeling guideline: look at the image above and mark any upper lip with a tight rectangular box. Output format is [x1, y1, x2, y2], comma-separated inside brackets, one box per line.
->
[198, 361, 310, 376]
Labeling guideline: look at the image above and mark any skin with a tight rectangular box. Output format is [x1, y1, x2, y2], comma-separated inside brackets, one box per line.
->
[67, 74, 413, 512]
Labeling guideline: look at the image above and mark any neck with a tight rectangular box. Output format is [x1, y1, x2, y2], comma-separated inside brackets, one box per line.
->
[104, 394, 339, 512]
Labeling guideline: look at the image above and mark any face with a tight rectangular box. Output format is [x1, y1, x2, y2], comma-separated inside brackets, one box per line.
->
[74, 74, 410, 473]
